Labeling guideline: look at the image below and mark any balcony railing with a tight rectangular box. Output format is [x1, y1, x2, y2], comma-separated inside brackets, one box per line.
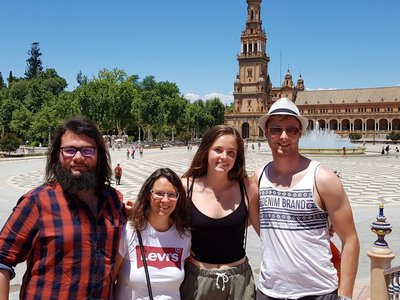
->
[385, 266, 400, 300]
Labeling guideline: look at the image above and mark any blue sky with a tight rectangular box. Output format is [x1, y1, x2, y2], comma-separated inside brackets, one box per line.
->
[1, 1, 399, 104]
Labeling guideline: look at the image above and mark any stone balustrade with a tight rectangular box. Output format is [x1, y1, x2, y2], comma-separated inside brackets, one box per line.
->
[368, 203, 398, 300]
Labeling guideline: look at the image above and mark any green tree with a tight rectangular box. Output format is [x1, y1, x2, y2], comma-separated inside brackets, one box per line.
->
[9, 80, 29, 102]
[40, 69, 68, 95]
[185, 100, 211, 139]
[348, 132, 362, 140]
[140, 75, 157, 91]
[74, 68, 136, 134]
[0, 98, 20, 136]
[9, 108, 33, 140]
[134, 90, 163, 141]
[205, 98, 225, 126]
[25, 42, 43, 79]
[155, 81, 188, 141]
[162, 95, 188, 141]
[0, 72, 5, 89]
[76, 70, 88, 86]
[29, 92, 80, 143]
[0, 133, 21, 155]
[386, 131, 400, 143]
[7, 71, 18, 85]
[24, 80, 49, 113]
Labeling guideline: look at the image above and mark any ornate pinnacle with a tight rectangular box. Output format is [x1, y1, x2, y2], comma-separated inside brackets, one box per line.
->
[371, 202, 392, 248]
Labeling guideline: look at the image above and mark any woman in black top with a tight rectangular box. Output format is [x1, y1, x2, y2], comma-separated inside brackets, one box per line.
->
[180, 125, 259, 300]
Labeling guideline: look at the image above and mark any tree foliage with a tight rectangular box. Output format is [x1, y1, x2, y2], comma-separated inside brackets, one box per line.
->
[1, 44, 229, 145]
[0, 72, 5, 90]
[386, 131, 400, 142]
[348, 132, 362, 140]
[0, 133, 21, 155]
[25, 42, 43, 79]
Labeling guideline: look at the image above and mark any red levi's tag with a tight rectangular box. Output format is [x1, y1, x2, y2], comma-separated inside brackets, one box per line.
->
[136, 246, 183, 269]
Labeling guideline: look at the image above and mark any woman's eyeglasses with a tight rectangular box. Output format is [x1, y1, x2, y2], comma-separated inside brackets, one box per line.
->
[268, 127, 300, 137]
[60, 147, 96, 158]
[150, 190, 179, 201]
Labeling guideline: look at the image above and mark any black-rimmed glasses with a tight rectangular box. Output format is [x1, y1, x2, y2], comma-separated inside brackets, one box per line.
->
[268, 127, 300, 138]
[60, 146, 96, 158]
[150, 189, 179, 201]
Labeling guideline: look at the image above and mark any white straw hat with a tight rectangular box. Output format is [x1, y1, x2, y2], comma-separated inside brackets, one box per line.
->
[258, 98, 308, 133]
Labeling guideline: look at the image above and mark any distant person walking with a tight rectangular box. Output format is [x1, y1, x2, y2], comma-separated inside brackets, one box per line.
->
[114, 163, 122, 185]
[139, 145, 144, 158]
[395, 146, 399, 158]
[385, 144, 390, 155]
[131, 147, 136, 159]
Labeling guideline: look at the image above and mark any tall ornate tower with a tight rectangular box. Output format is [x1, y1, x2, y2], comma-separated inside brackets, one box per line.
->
[225, 0, 304, 139]
[225, 0, 272, 139]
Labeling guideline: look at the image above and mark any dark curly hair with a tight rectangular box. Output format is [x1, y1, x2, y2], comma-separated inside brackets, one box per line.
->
[45, 117, 112, 189]
[182, 125, 247, 181]
[129, 168, 190, 234]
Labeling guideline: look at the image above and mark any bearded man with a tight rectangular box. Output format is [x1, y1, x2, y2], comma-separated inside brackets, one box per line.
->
[0, 117, 126, 299]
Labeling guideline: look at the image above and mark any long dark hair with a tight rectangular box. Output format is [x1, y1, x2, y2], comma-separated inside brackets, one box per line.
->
[129, 168, 190, 234]
[182, 125, 247, 181]
[45, 117, 112, 189]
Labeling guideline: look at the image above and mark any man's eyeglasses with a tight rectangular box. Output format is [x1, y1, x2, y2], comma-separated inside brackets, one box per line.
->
[268, 127, 300, 137]
[60, 147, 96, 158]
[150, 190, 179, 201]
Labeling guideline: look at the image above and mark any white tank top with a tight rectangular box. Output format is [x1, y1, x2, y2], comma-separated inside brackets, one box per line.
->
[258, 160, 337, 299]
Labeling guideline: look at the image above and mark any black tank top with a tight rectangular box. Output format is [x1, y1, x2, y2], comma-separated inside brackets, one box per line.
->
[188, 179, 247, 264]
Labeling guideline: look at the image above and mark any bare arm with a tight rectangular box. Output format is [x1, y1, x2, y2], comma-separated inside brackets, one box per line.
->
[316, 166, 360, 298]
[113, 253, 124, 280]
[0, 269, 10, 299]
[245, 168, 261, 236]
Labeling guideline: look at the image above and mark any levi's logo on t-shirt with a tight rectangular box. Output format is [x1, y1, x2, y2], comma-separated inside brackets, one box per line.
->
[136, 246, 183, 269]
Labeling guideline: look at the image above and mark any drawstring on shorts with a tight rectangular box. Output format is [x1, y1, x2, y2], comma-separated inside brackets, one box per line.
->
[215, 272, 229, 291]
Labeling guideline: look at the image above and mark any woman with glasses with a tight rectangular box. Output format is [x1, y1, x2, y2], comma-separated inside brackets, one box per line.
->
[180, 125, 259, 300]
[114, 168, 191, 300]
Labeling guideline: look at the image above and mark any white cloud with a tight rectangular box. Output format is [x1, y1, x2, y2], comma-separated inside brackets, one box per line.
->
[184, 93, 201, 102]
[184, 92, 234, 105]
[305, 87, 338, 91]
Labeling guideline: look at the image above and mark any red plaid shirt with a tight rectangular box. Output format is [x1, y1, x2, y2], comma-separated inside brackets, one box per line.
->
[0, 183, 126, 299]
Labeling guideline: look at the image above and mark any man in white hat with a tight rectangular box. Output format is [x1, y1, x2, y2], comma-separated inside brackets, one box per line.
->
[251, 98, 359, 300]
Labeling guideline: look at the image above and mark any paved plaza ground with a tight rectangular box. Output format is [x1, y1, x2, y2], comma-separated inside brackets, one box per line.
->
[1, 142, 399, 299]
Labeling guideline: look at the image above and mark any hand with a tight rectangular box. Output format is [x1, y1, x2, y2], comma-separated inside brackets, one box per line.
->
[329, 224, 336, 237]
[123, 199, 135, 211]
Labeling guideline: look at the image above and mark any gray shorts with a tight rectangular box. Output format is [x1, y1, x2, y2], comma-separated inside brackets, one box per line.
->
[180, 258, 255, 300]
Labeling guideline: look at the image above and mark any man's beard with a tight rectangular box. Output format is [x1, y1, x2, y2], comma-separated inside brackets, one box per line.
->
[56, 165, 98, 194]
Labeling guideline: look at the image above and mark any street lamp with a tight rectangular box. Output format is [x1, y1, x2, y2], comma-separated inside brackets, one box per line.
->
[48, 126, 51, 147]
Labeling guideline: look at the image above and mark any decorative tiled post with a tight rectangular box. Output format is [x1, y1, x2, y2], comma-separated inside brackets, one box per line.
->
[367, 203, 395, 300]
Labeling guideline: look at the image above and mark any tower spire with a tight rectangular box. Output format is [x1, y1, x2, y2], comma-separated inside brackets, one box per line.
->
[230, 0, 271, 136]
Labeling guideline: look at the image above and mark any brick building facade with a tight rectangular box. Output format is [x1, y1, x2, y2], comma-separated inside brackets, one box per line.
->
[224, 0, 400, 141]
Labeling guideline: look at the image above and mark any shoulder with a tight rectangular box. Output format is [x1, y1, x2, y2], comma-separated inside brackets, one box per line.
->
[315, 163, 345, 199]
[181, 177, 189, 192]
[17, 183, 59, 205]
[315, 164, 339, 183]
[243, 174, 259, 201]
[102, 186, 125, 209]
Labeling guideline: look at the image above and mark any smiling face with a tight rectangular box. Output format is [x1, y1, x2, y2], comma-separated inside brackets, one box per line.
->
[149, 177, 178, 218]
[207, 134, 238, 175]
[59, 130, 98, 176]
[266, 116, 302, 156]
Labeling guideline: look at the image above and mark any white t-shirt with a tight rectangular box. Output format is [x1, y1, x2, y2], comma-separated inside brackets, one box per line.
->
[115, 222, 191, 300]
